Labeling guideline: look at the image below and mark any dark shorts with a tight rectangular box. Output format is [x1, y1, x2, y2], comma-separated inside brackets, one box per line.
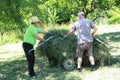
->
[76, 42, 93, 57]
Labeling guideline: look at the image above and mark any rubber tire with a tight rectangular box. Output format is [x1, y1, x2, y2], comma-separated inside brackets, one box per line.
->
[62, 59, 75, 70]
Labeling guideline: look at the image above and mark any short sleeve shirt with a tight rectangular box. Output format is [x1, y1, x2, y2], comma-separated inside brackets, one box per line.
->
[70, 19, 96, 44]
[23, 25, 41, 45]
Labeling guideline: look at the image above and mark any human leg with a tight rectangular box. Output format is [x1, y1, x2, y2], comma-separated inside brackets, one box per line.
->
[22, 42, 36, 77]
[76, 44, 85, 71]
[77, 57, 82, 68]
[89, 56, 95, 65]
[86, 42, 96, 70]
[28, 50, 35, 77]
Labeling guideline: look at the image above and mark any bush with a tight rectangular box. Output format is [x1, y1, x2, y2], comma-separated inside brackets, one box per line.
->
[108, 17, 120, 24]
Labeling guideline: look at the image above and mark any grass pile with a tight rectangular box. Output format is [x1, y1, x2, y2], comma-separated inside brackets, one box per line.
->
[37, 29, 110, 69]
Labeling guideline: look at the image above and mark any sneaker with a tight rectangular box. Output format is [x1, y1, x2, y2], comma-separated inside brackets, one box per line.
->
[91, 65, 96, 71]
[91, 67, 96, 71]
[76, 68, 82, 72]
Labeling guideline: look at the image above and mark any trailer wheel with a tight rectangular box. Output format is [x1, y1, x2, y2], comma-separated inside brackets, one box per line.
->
[62, 59, 75, 70]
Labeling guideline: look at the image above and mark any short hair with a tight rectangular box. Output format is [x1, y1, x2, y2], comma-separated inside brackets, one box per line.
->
[78, 12, 85, 17]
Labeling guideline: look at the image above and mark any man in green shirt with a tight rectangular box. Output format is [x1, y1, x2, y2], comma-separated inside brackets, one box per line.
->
[22, 16, 48, 77]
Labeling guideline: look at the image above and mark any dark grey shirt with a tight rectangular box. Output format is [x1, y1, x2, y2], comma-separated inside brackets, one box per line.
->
[70, 18, 96, 44]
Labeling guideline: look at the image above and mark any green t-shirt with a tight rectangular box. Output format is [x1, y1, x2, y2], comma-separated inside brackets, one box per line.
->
[23, 25, 41, 45]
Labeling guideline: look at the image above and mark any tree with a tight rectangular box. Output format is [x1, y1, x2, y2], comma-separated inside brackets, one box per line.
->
[0, 0, 47, 37]
[114, 0, 120, 7]
[0, 0, 26, 33]
[44, 0, 115, 24]
[0, 0, 119, 36]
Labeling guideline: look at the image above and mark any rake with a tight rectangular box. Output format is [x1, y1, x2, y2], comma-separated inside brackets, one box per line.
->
[29, 36, 53, 54]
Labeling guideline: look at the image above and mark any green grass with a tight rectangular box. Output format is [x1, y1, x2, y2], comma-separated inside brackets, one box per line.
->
[0, 24, 120, 80]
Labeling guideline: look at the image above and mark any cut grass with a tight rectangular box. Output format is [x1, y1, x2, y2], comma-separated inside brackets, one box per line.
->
[0, 52, 120, 80]
[0, 43, 120, 80]
[0, 24, 120, 80]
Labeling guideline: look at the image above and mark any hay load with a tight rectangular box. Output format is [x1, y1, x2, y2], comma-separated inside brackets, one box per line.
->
[37, 29, 110, 70]
[93, 36, 110, 66]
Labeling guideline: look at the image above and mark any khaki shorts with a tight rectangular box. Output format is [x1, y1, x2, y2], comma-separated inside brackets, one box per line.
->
[76, 42, 93, 57]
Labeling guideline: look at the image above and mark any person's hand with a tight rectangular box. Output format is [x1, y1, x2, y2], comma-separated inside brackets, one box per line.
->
[92, 32, 95, 37]
[61, 35, 67, 40]
[39, 39, 47, 43]
[64, 35, 67, 39]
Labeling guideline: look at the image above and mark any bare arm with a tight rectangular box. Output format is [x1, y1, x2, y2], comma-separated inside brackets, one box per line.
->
[40, 30, 48, 34]
[92, 26, 98, 36]
[64, 31, 74, 38]
[34, 34, 44, 42]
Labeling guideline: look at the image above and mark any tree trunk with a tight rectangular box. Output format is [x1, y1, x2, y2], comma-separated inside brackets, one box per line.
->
[0, 31, 4, 41]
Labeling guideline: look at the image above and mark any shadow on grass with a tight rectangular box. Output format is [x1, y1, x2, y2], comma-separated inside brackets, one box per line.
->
[99, 31, 120, 67]
[0, 56, 28, 80]
[99, 31, 120, 42]
[35, 56, 82, 80]
[0, 55, 82, 80]
[109, 55, 120, 67]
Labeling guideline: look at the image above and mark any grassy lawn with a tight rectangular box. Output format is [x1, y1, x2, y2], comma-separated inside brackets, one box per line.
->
[0, 24, 120, 80]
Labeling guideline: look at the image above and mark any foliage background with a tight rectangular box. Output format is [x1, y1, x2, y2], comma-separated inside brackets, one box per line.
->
[0, 1, 120, 80]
